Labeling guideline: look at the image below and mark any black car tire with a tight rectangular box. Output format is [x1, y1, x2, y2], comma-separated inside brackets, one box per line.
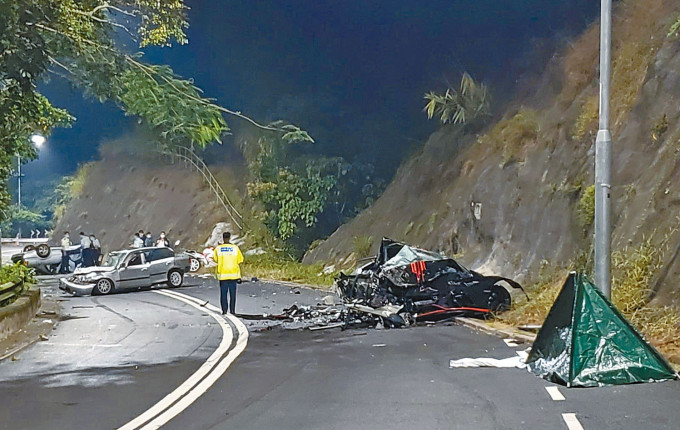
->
[189, 258, 201, 272]
[36, 244, 51, 258]
[23, 245, 36, 253]
[95, 278, 114, 295]
[168, 270, 183, 287]
[487, 285, 511, 312]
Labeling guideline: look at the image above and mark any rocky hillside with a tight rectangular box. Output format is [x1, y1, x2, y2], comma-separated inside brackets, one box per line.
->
[305, 0, 680, 305]
[54, 144, 247, 253]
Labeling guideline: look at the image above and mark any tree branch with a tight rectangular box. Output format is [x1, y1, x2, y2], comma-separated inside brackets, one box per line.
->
[29, 21, 284, 134]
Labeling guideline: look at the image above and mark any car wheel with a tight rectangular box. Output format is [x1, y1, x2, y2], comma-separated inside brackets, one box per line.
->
[487, 285, 511, 312]
[167, 270, 183, 288]
[95, 279, 114, 295]
[189, 258, 201, 272]
[23, 245, 36, 253]
[36, 244, 51, 258]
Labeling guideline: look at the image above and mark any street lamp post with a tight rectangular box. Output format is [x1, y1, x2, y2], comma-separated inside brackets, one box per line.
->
[15, 133, 45, 210]
[595, 0, 613, 299]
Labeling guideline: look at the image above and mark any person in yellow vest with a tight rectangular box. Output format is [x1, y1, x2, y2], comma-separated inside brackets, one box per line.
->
[213, 232, 244, 315]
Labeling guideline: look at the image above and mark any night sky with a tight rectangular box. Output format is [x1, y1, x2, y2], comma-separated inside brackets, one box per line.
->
[22, 0, 599, 201]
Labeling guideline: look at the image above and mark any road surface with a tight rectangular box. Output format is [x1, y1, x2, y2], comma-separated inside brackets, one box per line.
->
[0, 275, 678, 429]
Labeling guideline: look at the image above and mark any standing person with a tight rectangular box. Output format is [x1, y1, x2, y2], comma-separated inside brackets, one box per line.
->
[79, 232, 92, 267]
[59, 232, 71, 274]
[144, 232, 154, 247]
[155, 231, 169, 247]
[89, 234, 101, 265]
[213, 232, 244, 315]
[132, 231, 144, 248]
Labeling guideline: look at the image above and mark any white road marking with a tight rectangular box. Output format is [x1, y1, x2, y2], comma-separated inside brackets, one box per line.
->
[117, 289, 248, 430]
[503, 339, 519, 347]
[140, 291, 249, 430]
[545, 386, 565, 401]
[562, 413, 585, 430]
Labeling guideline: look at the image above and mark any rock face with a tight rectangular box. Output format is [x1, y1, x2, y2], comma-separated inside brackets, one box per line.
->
[54, 151, 245, 254]
[305, 0, 680, 305]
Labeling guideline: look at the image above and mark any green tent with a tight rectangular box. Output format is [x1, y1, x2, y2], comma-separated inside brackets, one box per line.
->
[526, 272, 677, 387]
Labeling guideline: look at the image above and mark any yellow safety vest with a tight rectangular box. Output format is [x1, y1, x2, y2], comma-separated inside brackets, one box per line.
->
[213, 243, 244, 280]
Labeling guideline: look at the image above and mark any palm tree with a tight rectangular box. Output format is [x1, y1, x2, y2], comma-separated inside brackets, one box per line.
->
[424, 73, 491, 126]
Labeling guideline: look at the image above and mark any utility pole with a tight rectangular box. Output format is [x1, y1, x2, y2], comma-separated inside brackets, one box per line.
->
[595, 0, 612, 299]
[17, 154, 22, 208]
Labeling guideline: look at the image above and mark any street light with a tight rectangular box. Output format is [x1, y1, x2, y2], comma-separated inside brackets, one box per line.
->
[595, 0, 612, 299]
[31, 133, 46, 147]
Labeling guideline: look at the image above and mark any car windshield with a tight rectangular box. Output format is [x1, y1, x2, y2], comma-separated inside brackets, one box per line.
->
[103, 252, 125, 268]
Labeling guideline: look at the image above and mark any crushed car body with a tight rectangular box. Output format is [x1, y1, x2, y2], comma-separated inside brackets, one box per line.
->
[334, 238, 525, 325]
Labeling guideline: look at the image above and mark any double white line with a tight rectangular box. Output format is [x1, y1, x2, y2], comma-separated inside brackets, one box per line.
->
[118, 289, 249, 430]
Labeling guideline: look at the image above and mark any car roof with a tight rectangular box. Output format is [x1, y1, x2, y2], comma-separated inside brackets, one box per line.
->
[111, 247, 175, 254]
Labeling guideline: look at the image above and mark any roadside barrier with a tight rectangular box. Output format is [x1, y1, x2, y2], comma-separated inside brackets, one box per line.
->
[0, 278, 25, 308]
[157, 145, 244, 230]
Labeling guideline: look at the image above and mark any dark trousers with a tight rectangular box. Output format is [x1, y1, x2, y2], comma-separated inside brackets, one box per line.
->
[219, 280, 238, 314]
[60, 253, 70, 273]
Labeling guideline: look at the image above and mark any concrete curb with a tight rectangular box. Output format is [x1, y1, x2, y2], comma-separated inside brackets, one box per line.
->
[456, 317, 537, 344]
[0, 287, 40, 343]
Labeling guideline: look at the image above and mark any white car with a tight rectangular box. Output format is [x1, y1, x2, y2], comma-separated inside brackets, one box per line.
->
[59, 247, 191, 295]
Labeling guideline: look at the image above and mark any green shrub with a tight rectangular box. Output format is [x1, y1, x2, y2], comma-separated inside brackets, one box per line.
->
[576, 185, 595, 228]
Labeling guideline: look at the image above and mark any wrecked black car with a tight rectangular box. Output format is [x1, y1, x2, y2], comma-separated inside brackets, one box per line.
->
[335, 238, 525, 322]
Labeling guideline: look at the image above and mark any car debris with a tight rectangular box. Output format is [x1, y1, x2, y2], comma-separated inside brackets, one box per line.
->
[334, 238, 526, 324]
[243, 239, 526, 332]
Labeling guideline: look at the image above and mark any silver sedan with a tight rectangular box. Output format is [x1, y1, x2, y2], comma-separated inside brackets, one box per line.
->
[59, 247, 191, 295]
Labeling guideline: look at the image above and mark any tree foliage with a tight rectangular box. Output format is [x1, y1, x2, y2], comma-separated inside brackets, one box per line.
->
[424, 73, 491, 126]
[0, 0, 311, 223]
[243, 132, 383, 253]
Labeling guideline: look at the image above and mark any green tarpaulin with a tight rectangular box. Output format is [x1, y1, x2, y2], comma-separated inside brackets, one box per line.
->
[526, 272, 677, 387]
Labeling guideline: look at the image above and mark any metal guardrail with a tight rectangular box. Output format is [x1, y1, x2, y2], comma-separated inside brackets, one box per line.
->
[0, 278, 24, 307]
[157, 145, 244, 231]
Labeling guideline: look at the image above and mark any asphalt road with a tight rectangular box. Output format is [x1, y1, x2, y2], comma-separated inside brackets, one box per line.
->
[1, 275, 678, 430]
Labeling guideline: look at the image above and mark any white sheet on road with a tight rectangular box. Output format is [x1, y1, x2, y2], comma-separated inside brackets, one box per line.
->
[449, 350, 528, 369]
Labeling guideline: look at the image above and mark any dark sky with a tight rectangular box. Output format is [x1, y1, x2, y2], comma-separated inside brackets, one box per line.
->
[23, 0, 599, 199]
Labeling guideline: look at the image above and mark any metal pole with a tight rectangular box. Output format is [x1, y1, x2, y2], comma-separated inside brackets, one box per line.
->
[595, 0, 612, 299]
[17, 154, 22, 208]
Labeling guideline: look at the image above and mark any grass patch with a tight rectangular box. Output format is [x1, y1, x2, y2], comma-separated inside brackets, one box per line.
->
[477, 108, 539, 166]
[241, 253, 338, 288]
[572, 95, 598, 141]
[352, 235, 373, 259]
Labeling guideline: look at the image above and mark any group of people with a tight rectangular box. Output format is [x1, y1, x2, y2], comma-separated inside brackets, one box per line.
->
[131, 230, 170, 248]
[59, 231, 102, 273]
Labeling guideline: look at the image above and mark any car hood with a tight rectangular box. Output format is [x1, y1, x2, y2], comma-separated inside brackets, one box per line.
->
[73, 266, 115, 275]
